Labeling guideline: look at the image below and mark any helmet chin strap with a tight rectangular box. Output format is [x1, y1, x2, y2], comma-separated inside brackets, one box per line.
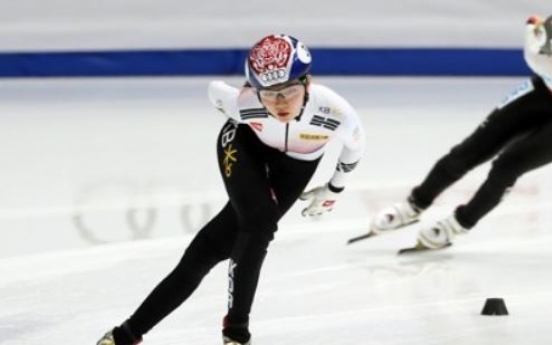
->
[294, 89, 309, 121]
[292, 75, 310, 121]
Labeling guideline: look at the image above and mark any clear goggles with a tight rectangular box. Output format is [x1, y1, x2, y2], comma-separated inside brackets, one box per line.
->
[258, 82, 304, 102]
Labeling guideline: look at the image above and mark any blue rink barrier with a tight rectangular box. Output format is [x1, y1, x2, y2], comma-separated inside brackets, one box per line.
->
[0, 48, 532, 77]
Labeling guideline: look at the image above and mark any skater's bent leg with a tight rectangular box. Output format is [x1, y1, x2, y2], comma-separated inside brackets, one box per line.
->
[223, 208, 278, 343]
[456, 122, 552, 228]
[455, 156, 521, 228]
[121, 203, 239, 339]
[411, 153, 470, 209]
[412, 108, 521, 209]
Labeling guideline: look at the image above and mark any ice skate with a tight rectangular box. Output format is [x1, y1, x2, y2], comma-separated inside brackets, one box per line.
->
[223, 335, 251, 345]
[397, 240, 452, 255]
[348, 200, 422, 244]
[96, 323, 142, 345]
[96, 331, 116, 345]
[417, 214, 468, 249]
[370, 200, 422, 235]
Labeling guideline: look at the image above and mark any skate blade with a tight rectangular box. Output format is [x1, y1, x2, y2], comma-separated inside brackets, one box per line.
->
[347, 219, 421, 245]
[346, 232, 377, 245]
[397, 241, 452, 255]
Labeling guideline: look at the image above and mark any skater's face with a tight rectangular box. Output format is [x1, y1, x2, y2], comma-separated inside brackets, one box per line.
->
[259, 76, 310, 123]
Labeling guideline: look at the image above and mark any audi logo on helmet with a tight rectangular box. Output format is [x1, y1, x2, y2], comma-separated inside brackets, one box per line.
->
[246, 34, 312, 89]
[260, 69, 287, 83]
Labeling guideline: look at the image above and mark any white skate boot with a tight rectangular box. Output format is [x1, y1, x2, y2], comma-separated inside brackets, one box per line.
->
[369, 200, 422, 235]
[418, 215, 468, 249]
[223, 336, 251, 345]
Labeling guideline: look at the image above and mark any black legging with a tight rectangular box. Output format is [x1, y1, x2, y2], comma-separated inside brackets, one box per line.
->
[410, 75, 552, 228]
[124, 121, 320, 341]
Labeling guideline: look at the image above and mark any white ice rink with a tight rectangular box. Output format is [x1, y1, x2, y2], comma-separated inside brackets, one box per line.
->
[1, 77, 552, 344]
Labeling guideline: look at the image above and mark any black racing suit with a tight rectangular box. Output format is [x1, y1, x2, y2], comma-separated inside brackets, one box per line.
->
[116, 121, 320, 343]
[410, 75, 552, 229]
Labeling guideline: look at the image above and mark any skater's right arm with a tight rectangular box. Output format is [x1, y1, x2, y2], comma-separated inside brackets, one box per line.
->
[208, 81, 243, 122]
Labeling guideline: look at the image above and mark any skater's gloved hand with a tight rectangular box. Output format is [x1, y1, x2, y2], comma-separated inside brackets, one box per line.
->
[299, 183, 342, 217]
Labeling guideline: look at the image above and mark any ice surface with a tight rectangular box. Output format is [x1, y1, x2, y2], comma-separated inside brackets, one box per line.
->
[1, 76, 551, 344]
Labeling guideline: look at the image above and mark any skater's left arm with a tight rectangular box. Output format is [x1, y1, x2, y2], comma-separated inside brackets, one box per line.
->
[300, 101, 365, 217]
[330, 108, 365, 190]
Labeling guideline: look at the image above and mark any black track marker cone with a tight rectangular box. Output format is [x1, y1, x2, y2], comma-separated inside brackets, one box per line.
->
[481, 298, 509, 316]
